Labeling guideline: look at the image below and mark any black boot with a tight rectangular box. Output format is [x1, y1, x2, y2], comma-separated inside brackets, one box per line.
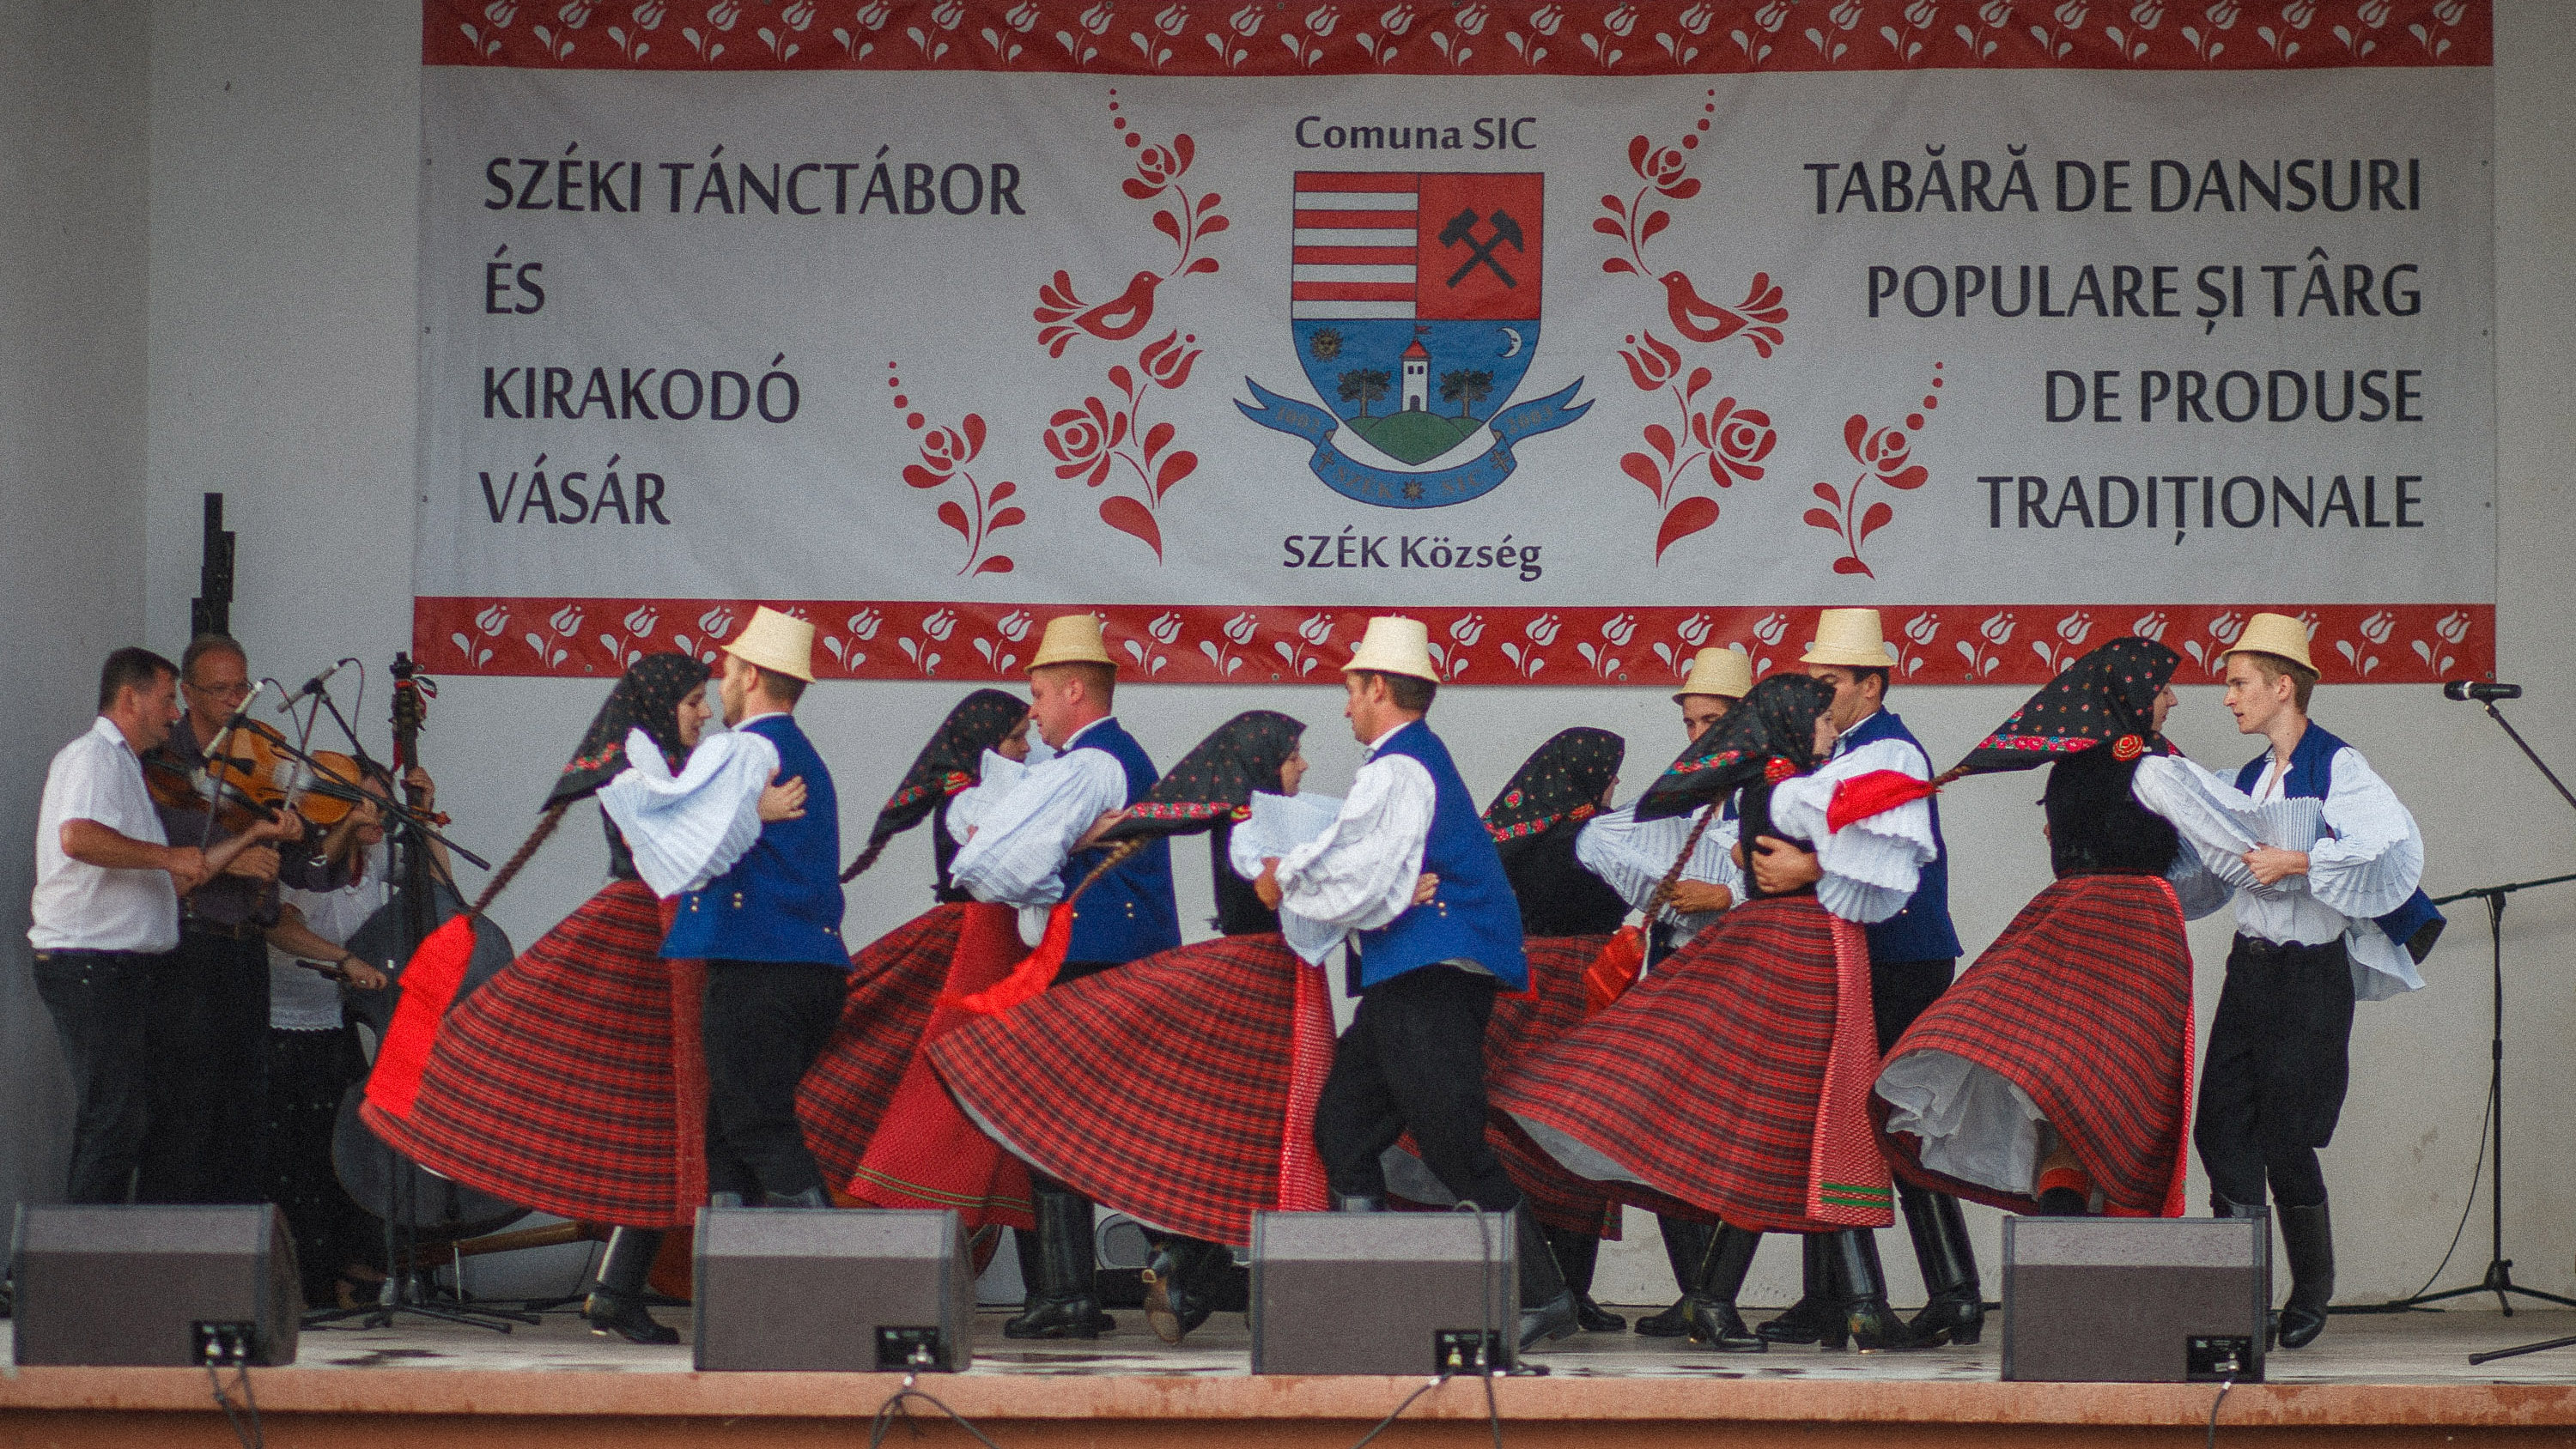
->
[1142, 1235, 1229, 1345]
[1004, 1185, 1110, 1339]
[1331, 1191, 1385, 1212]
[764, 1185, 829, 1209]
[2275, 1201, 2334, 1349]
[1829, 1229, 1935, 1352]
[1633, 1216, 1712, 1337]
[1513, 1203, 1580, 1351]
[1757, 1233, 1844, 1347]
[1901, 1184, 1985, 1346]
[1681, 1224, 1767, 1351]
[708, 1191, 747, 1210]
[1543, 1226, 1627, 1333]
[583, 1228, 677, 1344]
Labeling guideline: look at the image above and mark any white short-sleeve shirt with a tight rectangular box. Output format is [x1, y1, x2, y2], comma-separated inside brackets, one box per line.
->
[31, 717, 180, 953]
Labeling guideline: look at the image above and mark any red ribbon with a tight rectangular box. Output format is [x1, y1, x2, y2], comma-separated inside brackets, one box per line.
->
[1824, 769, 1943, 835]
[1579, 925, 1647, 1017]
[362, 915, 477, 1119]
[945, 901, 1073, 1015]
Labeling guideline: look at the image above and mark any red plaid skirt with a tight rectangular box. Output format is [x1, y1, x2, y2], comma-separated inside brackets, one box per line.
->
[819, 903, 1035, 1228]
[361, 880, 708, 1228]
[929, 933, 1333, 1247]
[1874, 874, 2194, 1216]
[1491, 895, 1893, 1234]
[797, 903, 966, 1184]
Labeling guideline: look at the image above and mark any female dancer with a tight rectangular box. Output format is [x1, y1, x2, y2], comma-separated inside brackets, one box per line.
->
[1875, 639, 2224, 1220]
[929, 711, 1321, 1345]
[1491, 675, 1941, 1352]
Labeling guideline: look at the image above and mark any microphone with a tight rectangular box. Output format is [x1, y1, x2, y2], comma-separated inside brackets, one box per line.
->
[217, 678, 273, 730]
[295, 658, 356, 700]
[2444, 681, 2523, 702]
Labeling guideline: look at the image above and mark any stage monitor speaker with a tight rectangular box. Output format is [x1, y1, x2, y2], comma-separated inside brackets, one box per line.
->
[692, 1207, 973, 1373]
[11, 1204, 300, 1367]
[2002, 1216, 2268, 1384]
[1249, 1210, 1515, 1376]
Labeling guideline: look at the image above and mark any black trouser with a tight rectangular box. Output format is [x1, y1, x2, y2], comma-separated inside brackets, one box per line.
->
[702, 959, 848, 1200]
[1313, 964, 1520, 1212]
[32, 949, 164, 1204]
[1872, 956, 1956, 1052]
[138, 931, 270, 1204]
[265, 1025, 380, 1305]
[2196, 934, 2353, 1209]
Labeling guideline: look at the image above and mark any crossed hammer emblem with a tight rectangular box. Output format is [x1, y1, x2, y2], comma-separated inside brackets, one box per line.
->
[1438, 208, 1526, 289]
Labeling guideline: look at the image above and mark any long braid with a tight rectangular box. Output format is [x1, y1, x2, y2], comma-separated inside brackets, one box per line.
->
[469, 801, 569, 918]
[1064, 838, 1145, 906]
[1642, 801, 1722, 921]
[840, 836, 890, 883]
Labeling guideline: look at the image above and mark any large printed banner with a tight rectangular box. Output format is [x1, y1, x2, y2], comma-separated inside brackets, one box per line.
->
[415, 0, 2494, 686]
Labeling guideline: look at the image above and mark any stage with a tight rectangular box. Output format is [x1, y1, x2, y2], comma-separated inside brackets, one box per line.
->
[9, 1306, 2576, 1449]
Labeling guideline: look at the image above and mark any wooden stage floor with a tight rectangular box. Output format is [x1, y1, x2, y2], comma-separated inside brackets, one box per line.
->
[10, 1306, 2576, 1448]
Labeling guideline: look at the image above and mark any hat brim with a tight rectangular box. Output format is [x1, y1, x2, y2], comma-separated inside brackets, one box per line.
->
[721, 640, 816, 682]
[1798, 644, 1897, 669]
[1028, 649, 1117, 672]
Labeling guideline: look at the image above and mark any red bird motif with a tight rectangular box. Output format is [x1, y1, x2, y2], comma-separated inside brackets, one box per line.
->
[1657, 270, 1750, 344]
[1035, 269, 1163, 358]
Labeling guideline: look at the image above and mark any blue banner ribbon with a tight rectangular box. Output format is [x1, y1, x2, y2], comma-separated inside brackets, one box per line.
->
[1237, 378, 1590, 509]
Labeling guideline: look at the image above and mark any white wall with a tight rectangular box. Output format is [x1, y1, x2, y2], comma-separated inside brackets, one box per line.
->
[0, 0, 151, 1215]
[11, 0, 2574, 1313]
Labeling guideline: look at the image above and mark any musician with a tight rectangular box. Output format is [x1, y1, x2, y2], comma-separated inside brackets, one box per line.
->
[655, 608, 847, 1211]
[33, 649, 278, 1203]
[264, 775, 395, 1307]
[141, 634, 329, 1204]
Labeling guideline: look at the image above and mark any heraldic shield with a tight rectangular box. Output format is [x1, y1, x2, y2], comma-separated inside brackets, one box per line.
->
[1240, 171, 1587, 509]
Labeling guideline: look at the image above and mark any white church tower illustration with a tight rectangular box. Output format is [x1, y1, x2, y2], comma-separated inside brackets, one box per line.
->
[1400, 336, 1430, 412]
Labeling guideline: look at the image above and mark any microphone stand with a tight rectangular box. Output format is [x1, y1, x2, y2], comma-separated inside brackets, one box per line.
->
[2385, 694, 2576, 1363]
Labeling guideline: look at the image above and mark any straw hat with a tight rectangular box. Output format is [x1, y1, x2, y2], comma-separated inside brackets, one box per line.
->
[1029, 613, 1117, 671]
[1799, 608, 1898, 670]
[1673, 645, 1753, 703]
[2222, 611, 2317, 674]
[1343, 616, 1439, 682]
[720, 605, 816, 682]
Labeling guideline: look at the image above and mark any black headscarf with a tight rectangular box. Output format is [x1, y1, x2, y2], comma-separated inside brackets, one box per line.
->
[866, 688, 1030, 852]
[1484, 728, 1624, 844]
[1106, 710, 1306, 841]
[548, 652, 711, 809]
[1952, 637, 2178, 777]
[1635, 673, 1835, 820]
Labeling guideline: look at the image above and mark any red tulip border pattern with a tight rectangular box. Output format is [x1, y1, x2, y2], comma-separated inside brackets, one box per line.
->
[416, 597, 2493, 688]
[425, 3, 2488, 76]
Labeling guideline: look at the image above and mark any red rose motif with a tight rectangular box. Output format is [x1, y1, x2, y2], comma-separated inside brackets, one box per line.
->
[1122, 134, 1196, 199]
[902, 414, 986, 488]
[1618, 330, 1683, 391]
[1763, 756, 1797, 783]
[1138, 330, 1201, 390]
[1845, 416, 1929, 489]
[2111, 735, 2146, 761]
[1625, 135, 1700, 199]
[1703, 397, 1776, 487]
[1044, 397, 1127, 485]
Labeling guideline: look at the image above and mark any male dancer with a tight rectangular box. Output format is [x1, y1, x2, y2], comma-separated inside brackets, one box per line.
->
[1759, 609, 1981, 1345]
[2187, 613, 2426, 1348]
[659, 608, 845, 1210]
[1571, 644, 1748, 1337]
[949, 613, 1181, 1338]
[1254, 616, 1578, 1351]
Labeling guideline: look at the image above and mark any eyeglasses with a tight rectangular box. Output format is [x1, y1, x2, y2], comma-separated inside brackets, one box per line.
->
[185, 677, 256, 702]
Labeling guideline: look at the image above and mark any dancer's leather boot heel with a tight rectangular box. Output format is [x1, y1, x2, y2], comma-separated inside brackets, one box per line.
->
[583, 1228, 678, 1344]
[1680, 1224, 1767, 1352]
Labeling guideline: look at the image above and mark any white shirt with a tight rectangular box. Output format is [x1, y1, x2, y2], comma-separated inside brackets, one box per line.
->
[2131, 745, 2426, 997]
[1767, 738, 1940, 925]
[948, 717, 1131, 908]
[1576, 803, 1741, 947]
[598, 726, 778, 897]
[1271, 724, 1439, 961]
[1228, 790, 1348, 963]
[269, 840, 390, 1030]
[31, 717, 179, 953]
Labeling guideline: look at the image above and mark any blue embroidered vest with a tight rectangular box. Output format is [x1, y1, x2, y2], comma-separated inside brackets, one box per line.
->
[662, 713, 848, 967]
[1060, 718, 1182, 965]
[2235, 722, 2442, 956]
[1352, 720, 1528, 991]
[1839, 709, 1962, 964]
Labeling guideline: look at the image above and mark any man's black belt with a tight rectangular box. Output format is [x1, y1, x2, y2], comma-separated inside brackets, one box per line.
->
[182, 919, 269, 942]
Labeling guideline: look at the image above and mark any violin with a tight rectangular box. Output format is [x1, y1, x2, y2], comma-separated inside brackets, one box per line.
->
[142, 716, 301, 836]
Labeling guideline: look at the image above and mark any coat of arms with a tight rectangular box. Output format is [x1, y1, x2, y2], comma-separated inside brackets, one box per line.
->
[1240, 171, 1587, 508]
